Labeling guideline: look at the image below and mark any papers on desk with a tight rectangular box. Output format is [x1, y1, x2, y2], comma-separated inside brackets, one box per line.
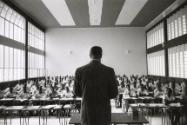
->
[40, 105, 56, 110]
[147, 103, 167, 108]
[25, 106, 40, 110]
[130, 103, 147, 108]
[5, 106, 25, 111]
[169, 103, 183, 107]
[123, 96, 153, 100]
[53, 105, 62, 109]
[1, 98, 14, 101]
[0, 106, 6, 110]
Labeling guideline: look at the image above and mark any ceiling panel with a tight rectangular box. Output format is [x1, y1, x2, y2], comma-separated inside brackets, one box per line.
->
[101, 0, 125, 26]
[12, 0, 60, 28]
[131, 0, 176, 27]
[65, 0, 89, 26]
[11, 0, 177, 28]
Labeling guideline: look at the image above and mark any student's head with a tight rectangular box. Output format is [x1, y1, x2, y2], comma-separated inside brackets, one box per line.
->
[181, 80, 187, 95]
[166, 87, 172, 97]
[65, 86, 69, 92]
[156, 82, 161, 90]
[90, 46, 102, 59]
[169, 81, 175, 90]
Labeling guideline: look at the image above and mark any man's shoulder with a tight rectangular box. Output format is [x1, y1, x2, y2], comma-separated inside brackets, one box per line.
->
[101, 63, 113, 70]
[75, 64, 90, 72]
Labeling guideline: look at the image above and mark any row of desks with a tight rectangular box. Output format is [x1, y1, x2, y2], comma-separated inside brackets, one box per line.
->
[0, 105, 65, 125]
[129, 103, 183, 108]
[0, 98, 82, 106]
[0, 98, 82, 101]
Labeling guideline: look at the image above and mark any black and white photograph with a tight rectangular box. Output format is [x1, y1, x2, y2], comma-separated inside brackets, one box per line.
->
[0, 0, 187, 125]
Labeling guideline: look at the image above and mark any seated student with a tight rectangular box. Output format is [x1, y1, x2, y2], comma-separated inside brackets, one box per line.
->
[123, 85, 130, 112]
[130, 82, 137, 97]
[27, 80, 34, 93]
[147, 80, 155, 96]
[164, 87, 175, 104]
[137, 84, 149, 96]
[123, 84, 130, 97]
[2, 87, 13, 98]
[13, 83, 24, 98]
[30, 84, 40, 99]
[45, 84, 53, 99]
[181, 80, 187, 125]
[169, 81, 176, 96]
[118, 80, 125, 107]
[0, 90, 3, 99]
[154, 82, 163, 98]
[165, 87, 180, 125]
[61, 86, 73, 98]
[175, 82, 182, 96]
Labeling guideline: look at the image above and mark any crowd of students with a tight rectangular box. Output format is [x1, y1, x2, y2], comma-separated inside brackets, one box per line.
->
[116, 75, 186, 101]
[0, 75, 186, 102]
[116, 75, 187, 125]
[0, 75, 187, 124]
[0, 75, 75, 99]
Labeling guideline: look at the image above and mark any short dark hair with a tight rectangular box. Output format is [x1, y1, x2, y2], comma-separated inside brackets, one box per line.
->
[90, 46, 102, 59]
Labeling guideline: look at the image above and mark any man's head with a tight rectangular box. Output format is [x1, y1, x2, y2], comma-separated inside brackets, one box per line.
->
[90, 46, 102, 60]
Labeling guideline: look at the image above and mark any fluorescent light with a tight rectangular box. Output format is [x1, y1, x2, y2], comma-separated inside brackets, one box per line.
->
[116, 0, 148, 25]
[41, 0, 75, 26]
[88, 0, 103, 25]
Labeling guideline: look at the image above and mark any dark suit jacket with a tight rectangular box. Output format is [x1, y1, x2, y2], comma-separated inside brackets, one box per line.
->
[74, 60, 118, 125]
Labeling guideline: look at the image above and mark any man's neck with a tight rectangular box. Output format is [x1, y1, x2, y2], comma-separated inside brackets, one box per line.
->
[91, 59, 101, 62]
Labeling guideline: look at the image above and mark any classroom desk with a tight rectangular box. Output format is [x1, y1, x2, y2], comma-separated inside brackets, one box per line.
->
[0, 98, 82, 106]
[69, 113, 149, 125]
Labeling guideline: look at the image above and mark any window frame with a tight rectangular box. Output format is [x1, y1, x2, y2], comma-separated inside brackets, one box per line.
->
[0, 0, 45, 83]
[146, 1, 187, 80]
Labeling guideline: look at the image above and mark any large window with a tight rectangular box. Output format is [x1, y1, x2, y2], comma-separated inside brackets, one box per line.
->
[28, 22, 44, 50]
[168, 43, 187, 78]
[167, 6, 187, 41]
[0, 0, 45, 82]
[0, 45, 25, 82]
[28, 52, 45, 78]
[28, 22, 45, 78]
[147, 23, 164, 48]
[0, 1, 25, 43]
[0, 1, 25, 82]
[147, 50, 165, 76]
[147, 3, 187, 79]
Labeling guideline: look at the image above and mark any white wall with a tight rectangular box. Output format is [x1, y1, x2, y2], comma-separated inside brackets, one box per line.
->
[46, 27, 147, 76]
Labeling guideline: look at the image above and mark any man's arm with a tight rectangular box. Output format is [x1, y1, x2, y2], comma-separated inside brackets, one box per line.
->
[73, 69, 82, 97]
[109, 68, 118, 99]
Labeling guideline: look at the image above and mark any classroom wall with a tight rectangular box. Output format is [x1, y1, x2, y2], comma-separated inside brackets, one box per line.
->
[46, 27, 147, 76]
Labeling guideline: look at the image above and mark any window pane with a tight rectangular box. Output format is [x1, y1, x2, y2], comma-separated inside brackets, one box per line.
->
[5, 20, 9, 38]
[5, 7, 13, 20]
[169, 43, 187, 78]
[0, 17, 4, 36]
[0, 68, 3, 82]
[1, 4, 8, 18]
[147, 23, 164, 48]
[167, 6, 187, 40]
[147, 50, 165, 76]
[9, 22, 13, 39]
[0, 45, 4, 68]
[0, 1, 25, 43]
[4, 46, 9, 68]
